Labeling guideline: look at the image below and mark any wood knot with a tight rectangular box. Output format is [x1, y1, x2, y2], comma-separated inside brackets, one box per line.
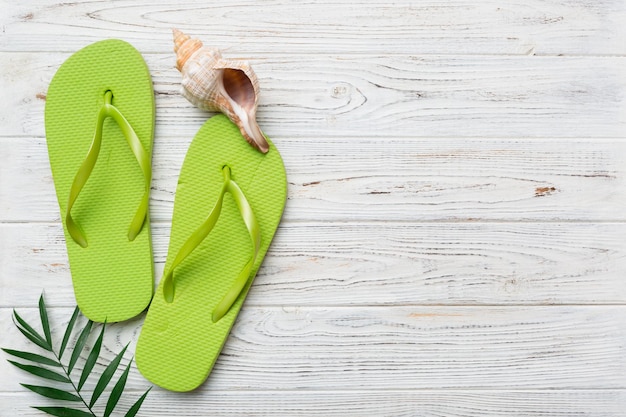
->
[331, 84, 349, 99]
[535, 186, 557, 197]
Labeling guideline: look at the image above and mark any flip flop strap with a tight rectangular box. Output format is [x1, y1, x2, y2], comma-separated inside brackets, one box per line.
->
[162, 165, 261, 323]
[66, 90, 152, 248]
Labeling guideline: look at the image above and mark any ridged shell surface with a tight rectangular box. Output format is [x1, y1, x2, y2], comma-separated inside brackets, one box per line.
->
[173, 29, 269, 153]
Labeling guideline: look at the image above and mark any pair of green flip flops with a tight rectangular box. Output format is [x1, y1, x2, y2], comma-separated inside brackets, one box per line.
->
[45, 40, 287, 391]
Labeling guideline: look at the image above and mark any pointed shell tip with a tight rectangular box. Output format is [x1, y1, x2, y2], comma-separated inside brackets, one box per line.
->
[173, 29, 203, 71]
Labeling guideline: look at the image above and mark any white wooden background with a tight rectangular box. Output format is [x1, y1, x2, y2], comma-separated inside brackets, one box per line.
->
[1, 1, 626, 415]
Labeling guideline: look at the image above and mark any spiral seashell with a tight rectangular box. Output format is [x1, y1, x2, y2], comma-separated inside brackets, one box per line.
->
[173, 28, 269, 153]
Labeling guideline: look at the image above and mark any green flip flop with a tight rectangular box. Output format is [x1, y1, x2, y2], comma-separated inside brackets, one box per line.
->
[136, 114, 287, 392]
[45, 40, 155, 323]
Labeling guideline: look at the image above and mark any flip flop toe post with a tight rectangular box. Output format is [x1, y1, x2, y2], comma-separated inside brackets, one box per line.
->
[45, 40, 155, 322]
[136, 115, 287, 391]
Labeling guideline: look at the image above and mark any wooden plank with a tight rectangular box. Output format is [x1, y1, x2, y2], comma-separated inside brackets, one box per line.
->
[1, 306, 625, 391]
[1, 136, 625, 223]
[2, 0, 625, 414]
[1, 0, 625, 55]
[2, 53, 626, 139]
[1, 390, 626, 417]
[2, 222, 626, 308]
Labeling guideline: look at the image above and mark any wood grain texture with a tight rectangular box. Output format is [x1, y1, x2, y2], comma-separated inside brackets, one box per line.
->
[1, 0, 625, 55]
[2, 391, 626, 417]
[1, 306, 625, 392]
[2, 221, 626, 308]
[2, 136, 625, 223]
[2, 53, 625, 139]
[2, 0, 626, 414]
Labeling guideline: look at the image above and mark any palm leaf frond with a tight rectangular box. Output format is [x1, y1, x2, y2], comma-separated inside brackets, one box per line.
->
[59, 307, 80, 360]
[7, 361, 70, 383]
[38, 294, 53, 347]
[68, 319, 93, 375]
[21, 384, 82, 402]
[33, 406, 94, 417]
[90, 343, 128, 408]
[2, 348, 61, 367]
[124, 387, 152, 417]
[78, 322, 105, 391]
[12, 310, 51, 351]
[104, 360, 131, 417]
[3, 294, 150, 417]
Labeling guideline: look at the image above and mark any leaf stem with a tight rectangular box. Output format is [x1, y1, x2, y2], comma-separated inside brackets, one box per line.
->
[53, 343, 97, 417]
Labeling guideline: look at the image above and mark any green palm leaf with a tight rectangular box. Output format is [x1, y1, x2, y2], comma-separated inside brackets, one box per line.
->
[90, 343, 128, 407]
[39, 294, 53, 346]
[104, 360, 131, 417]
[124, 387, 151, 417]
[78, 322, 105, 391]
[59, 307, 80, 360]
[8, 361, 70, 383]
[12, 309, 47, 344]
[21, 384, 81, 402]
[68, 319, 93, 374]
[12, 310, 51, 351]
[6, 295, 150, 416]
[2, 348, 61, 367]
[33, 406, 95, 417]
[13, 323, 51, 352]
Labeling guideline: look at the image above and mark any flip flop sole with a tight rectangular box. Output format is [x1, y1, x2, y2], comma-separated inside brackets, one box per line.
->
[45, 40, 155, 322]
[136, 115, 287, 392]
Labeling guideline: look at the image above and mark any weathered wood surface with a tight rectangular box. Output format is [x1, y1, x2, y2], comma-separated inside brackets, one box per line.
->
[2, 222, 626, 308]
[2, 53, 626, 139]
[1, 0, 626, 415]
[2, 306, 626, 391]
[2, 136, 625, 223]
[1, 0, 625, 55]
[2, 391, 626, 417]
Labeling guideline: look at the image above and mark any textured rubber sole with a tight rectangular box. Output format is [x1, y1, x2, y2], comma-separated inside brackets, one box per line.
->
[45, 40, 155, 322]
[136, 115, 287, 392]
